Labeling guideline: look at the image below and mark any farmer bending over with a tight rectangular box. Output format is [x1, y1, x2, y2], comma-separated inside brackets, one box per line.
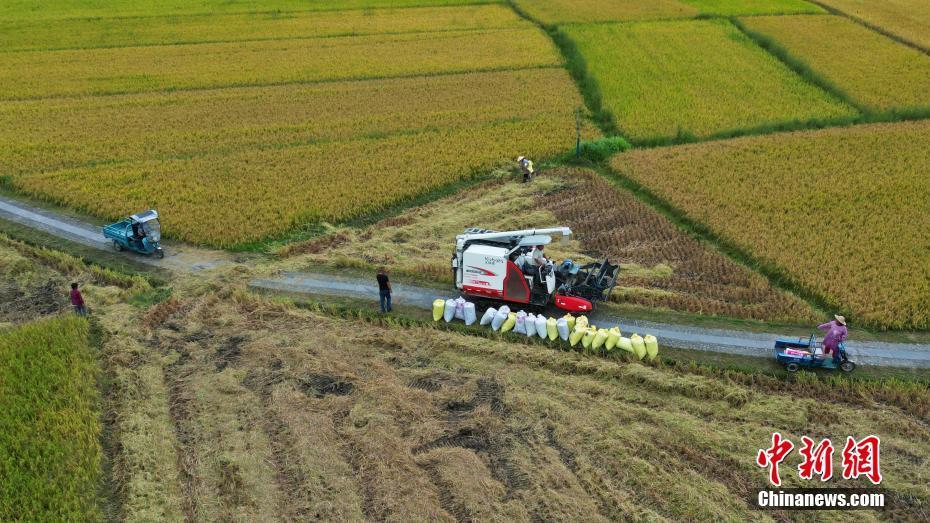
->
[517, 156, 535, 183]
[818, 314, 848, 363]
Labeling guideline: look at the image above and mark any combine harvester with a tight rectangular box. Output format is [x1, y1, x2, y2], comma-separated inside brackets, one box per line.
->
[451, 227, 619, 313]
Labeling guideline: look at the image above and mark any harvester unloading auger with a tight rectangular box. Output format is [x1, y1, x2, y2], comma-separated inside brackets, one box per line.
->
[451, 227, 620, 312]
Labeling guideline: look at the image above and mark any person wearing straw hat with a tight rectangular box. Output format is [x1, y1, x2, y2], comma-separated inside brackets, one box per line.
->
[818, 314, 848, 363]
[517, 156, 534, 183]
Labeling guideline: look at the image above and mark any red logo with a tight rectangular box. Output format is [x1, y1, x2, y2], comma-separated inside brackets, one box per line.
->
[757, 432, 794, 486]
[798, 436, 834, 481]
[842, 435, 882, 484]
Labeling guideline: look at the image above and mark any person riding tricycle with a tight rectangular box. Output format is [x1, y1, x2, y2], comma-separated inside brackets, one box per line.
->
[774, 314, 855, 373]
[103, 209, 164, 259]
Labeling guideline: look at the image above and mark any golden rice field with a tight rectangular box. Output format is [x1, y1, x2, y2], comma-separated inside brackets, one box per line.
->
[0, 316, 100, 521]
[817, 0, 930, 52]
[0, 28, 560, 100]
[0, 0, 496, 21]
[512, 0, 697, 24]
[12, 116, 595, 246]
[513, 0, 819, 23]
[681, 0, 822, 16]
[611, 120, 930, 330]
[0, 68, 580, 175]
[741, 15, 930, 112]
[0, 5, 527, 51]
[564, 19, 855, 141]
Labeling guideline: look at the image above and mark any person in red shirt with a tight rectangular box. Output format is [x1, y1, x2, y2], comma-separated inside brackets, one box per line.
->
[70, 282, 87, 316]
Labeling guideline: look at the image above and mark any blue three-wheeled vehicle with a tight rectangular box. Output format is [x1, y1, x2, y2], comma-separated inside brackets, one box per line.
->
[103, 209, 164, 259]
[774, 334, 855, 373]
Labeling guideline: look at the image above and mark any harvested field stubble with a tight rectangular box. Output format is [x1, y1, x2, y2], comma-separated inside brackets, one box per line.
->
[0, 5, 528, 51]
[1, 68, 581, 175]
[119, 289, 930, 520]
[564, 19, 855, 141]
[542, 169, 818, 322]
[611, 121, 930, 330]
[0, 29, 561, 100]
[288, 170, 818, 323]
[740, 15, 930, 112]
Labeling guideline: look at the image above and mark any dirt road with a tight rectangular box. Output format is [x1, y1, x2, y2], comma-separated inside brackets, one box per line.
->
[3, 194, 929, 368]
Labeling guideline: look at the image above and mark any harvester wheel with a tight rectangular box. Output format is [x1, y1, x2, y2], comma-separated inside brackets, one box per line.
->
[785, 363, 800, 373]
[840, 361, 856, 373]
[112, 240, 123, 252]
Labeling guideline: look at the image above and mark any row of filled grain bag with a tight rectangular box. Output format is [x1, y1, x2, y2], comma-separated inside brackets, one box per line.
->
[433, 299, 658, 361]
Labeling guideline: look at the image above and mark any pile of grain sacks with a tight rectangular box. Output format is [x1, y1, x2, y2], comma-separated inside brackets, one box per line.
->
[433, 298, 659, 361]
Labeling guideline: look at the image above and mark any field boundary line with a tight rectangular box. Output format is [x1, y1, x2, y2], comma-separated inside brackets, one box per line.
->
[0, 64, 564, 103]
[806, 0, 930, 57]
[594, 165, 849, 326]
[505, 1, 623, 138]
[729, 16, 866, 113]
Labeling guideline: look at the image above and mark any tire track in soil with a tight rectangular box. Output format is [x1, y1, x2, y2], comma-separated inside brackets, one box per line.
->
[543, 427, 612, 521]
[162, 347, 201, 523]
[242, 366, 314, 521]
[332, 408, 381, 521]
[420, 460, 474, 523]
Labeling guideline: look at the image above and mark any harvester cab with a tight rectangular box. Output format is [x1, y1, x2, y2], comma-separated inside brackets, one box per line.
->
[451, 227, 620, 312]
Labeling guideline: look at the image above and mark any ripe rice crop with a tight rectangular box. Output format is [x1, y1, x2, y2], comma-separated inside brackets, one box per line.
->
[564, 20, 854, 142]
[817, 0, 930, 52]
[0, 0, 499, 21]
[11, 116, 594, 246]
[681, 0, 822, 16]
[0, 5, 526, 51]
[741, 15, 930, 112]
[611, 120, 930, 330]
[512, 0, 697, 24]
[542, 169, 818, 322]
[0, 316, 100, 520]
[0, 68, 581, 175]
[0, 28, 561, 100]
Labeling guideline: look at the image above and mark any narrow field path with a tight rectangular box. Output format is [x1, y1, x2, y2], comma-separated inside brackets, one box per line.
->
[2, 193, 929, 368]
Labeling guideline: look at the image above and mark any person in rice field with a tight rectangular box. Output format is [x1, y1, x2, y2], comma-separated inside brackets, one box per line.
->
[818, 314, 848, 364]
[517, 156, 535, 183]
[70, 282, 87, 316]
[376, 267, 392, 313]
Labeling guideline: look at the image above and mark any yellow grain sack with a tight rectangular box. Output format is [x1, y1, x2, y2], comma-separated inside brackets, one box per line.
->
[500, 312, 517, 333]
[617, 336, 633, 354]
[432, 299, 445, 321]
[546, 317, 558, 341]
[581, 327, 597, 350]
[644, 335, 659, 361]
[563, 313, 576, 331]
[569, 326, 585, 347]
[605, 327, 621, 351]
[631, 333, 646, 360]
[592, 328, 609, 351]
[575, 316, 589, 330]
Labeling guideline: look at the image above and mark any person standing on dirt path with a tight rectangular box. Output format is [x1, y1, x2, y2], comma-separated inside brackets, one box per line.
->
[70, 282, 87, 316]
[517, 156, 535, 183]
[377, 268, 392, 313]
[818, 314, 848, 363]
